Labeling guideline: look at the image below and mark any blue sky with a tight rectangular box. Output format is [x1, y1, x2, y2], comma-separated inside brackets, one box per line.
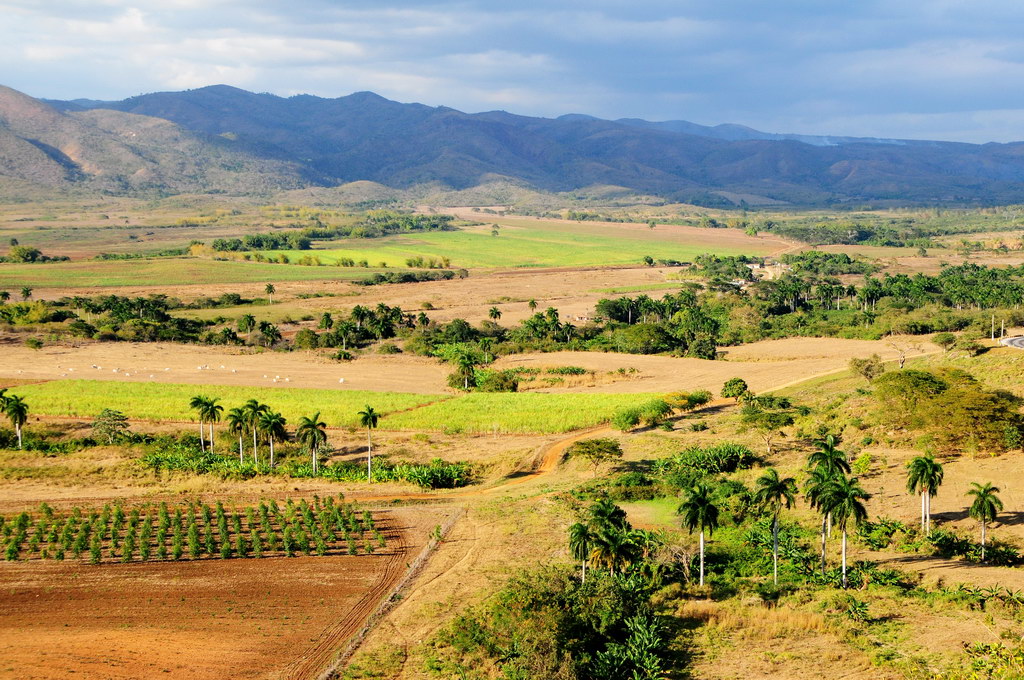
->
[3, 0, 1024, 142]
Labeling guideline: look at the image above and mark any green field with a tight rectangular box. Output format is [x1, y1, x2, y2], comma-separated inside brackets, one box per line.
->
[14, 380, 657, 434]
[14, 380, 443, 427]
[382, 392, 658, 433]
[0, 257, 384, 289]
[267, 220, 771, 269]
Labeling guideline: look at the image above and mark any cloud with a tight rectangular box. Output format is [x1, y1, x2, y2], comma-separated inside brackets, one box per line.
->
[2, 0, 1024, 141]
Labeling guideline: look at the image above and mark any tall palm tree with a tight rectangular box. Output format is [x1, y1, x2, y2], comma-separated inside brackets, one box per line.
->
[906, 455, 944, 535]
[822, 475, 870, 588]
[678, 482, 720, 586]
[202, 398, 223, 454]
[588, 498, 630, 534]
[189, 396, 209, 451]
[488, 306, 502, 321]
[527, 298, 537, 312]
[967, 482, 1003, 561]
[4, 394, 28, 449]
[296, 412, 327, 474]
[259, 411, 288, 468]
[265, 283, 275, 304]
[804, 465, 840, 574]
[242, 400, 268, 464]
[568, 522, 593, 583]
[237, 314, 256, 338]
[358, 405, 379, 481]
[754, 468, 797, 585]
[226, 407, 247, 462]
[808, 436, 850, 539]
[588, 528, 637, 576]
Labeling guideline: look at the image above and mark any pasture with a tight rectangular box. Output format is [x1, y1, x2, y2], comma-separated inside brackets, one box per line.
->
[267, 219, 783, 270]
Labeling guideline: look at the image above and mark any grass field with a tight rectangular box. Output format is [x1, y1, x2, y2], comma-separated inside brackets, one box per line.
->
[14, 380, 443, 426]
[267, 220, 776, 270]
[382, 392, 657, 433]
[0, 257, 389, 289]
[14, 380, 657, 434]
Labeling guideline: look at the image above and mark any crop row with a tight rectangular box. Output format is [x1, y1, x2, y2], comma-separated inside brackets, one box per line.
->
[1, 495, 385, 564]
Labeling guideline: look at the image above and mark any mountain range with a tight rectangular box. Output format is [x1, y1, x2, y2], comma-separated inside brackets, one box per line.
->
[4, 83, 1024, 205]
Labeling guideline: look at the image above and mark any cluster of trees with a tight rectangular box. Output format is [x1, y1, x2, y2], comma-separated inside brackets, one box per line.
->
[207, 212, 456, 254]
[0, 243, 68, 263]
[780, 251, 878, 276]
[871, 368, 1022, 452]
[187, 396, 379, 478]
[2, 496, 385, 563]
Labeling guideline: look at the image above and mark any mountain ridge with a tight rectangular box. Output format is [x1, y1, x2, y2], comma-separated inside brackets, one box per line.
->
[6, 83, 1024, 205]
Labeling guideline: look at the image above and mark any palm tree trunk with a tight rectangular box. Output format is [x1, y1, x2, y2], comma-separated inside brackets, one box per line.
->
[841, 530, 848, 588]
[699, 530, 705, 587]
[198, 419, 205, 452]
[270, 438, 275, 468]
[238, 435, 243, 463]
[772, 516, 779, 585]
[921, 491, 926, 533]
[16, 424, 21, 450]
[981, 520, 987, 562]
[366, 428, 372, 482]
[820, 516, 827, 575]
[581, 557, 586, 584]
[252, 428, 258, 464]
[209, 423, 214, 453]
[926, 492, 931, 535]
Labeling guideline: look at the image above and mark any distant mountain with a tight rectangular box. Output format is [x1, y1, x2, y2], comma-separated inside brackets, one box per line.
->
[8, 83, 1024, 205]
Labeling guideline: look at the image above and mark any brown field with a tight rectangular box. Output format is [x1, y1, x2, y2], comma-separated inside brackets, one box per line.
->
[0, 505, 447, 680]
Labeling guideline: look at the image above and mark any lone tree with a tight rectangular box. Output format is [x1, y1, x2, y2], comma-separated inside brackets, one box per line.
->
[678, 482, 720, 586]
[906, 454, 944, 535]
[265, 283, 276, 303]
[754, 468, 797, 585]
[568, 521, 594, 583]
[740, 396, 796, 456]
[488, 306, 502, 321]
[567, 438, 624, 477]
[92, 409, 130, 444]
[967, 482, 1003, 561]
[849, 354, 885, 382]
[358, 405, 379, 481]
[721, 377, 749, 400]
[4, 394, 28, 449]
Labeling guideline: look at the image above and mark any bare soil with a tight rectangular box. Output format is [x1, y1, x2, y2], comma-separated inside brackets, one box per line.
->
[0, 506, 446, 680]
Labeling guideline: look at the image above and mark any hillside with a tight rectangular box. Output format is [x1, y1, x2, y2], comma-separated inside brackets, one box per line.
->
[7, 83, 1024, 204]
[0, 85, 309, 198]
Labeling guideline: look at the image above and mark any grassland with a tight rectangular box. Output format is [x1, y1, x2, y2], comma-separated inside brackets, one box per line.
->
[14, 380, 656, 433]
[382, 392, 657, 433]
[0, 257, 386, 289]
[267, 219, 777, 270]
[15, 380, 443, 426]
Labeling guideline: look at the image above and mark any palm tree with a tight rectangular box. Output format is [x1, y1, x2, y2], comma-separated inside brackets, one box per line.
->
[238, 314, 256, 339]
[296, 412, 327, 474]
[754, 468, 797, 585]
[808, 435, 850, 475]
[259, 411, 288, 468]
[455, 354, 477, 390]
[226, 407, 247, 462]
[967, 482, 1003, 561]
[906, 455, 944, 535]
[527, 298, 537, 312]
[0, 291, 9, 303]
[351, 305, 369, 330]
[804, 465, 839, 574]
[568, 522, 593, 583]
[265, 283, 275, 303]
[20, 286, 32, 301]
[589, 528, 636, 576]
[242, 400, 268, 464]
[488, 306, 502, 321]
[4, 394, 28, 449]
[258, 322, 281, 347]
[822, 475, 870, 588]
[358, 405, 379, 481]
[202, 398, 223, 454]
[189, 396, 209, 451]
[588, 498, 629, 533]
[678, 482, 720, 586]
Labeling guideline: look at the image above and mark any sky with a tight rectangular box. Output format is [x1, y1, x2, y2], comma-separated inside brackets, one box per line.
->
[4, 0, 1024, 143]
